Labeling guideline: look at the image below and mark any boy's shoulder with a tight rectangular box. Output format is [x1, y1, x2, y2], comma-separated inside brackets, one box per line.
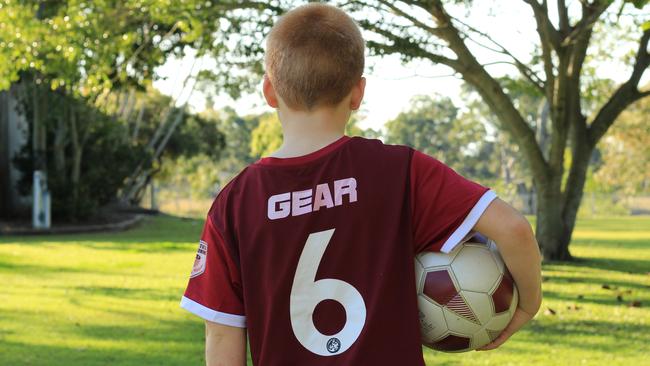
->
[349, 136, 414, 157]
[206, 137, 415, 218]
[206, 166, 251, 226]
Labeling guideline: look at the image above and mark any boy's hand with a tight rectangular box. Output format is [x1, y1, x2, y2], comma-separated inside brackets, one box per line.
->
[475, 307, 534, 351]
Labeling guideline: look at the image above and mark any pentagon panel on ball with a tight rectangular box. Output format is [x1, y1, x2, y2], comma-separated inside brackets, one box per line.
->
[415, 236, 518, 352]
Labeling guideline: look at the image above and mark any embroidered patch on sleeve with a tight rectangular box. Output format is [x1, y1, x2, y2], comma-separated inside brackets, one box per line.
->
[190, 240, 208, 278]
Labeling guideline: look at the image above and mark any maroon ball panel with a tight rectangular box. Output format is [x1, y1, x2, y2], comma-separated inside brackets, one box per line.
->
[312, 299, 346, 336]
[423, 269, 457, 305]
[428, 334, 471, 352]
[492, 270, 514, 313]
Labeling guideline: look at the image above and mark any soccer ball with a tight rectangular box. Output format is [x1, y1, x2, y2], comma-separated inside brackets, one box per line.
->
[415, 235, 518, 352]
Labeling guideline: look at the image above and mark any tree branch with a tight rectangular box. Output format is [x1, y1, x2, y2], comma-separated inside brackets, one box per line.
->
[588, 29, 650, 146]
[523, 0, 558, 103]
[561, 2, 609, 47]
[522, 0, 561, 49]
[557, 0, 570, 33]
[374, 0, 444, 37]
[450, 16, 546, 93]
[428, 0, 550, 180]
[358, 19, 459, 67]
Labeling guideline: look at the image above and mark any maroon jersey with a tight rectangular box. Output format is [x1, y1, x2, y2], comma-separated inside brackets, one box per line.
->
[181, 136, 495, 365]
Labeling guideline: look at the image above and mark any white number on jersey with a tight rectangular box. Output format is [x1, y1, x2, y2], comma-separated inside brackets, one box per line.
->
[289, 229, 367, 356]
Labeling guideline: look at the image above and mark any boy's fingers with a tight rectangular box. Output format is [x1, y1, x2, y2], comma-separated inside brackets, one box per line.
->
[475, 331, 512, 351]
[475, 308, 533, 351]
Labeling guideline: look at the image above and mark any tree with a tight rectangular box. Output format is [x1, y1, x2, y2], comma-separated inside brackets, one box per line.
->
[0, 1, 247, 214]
[351, 0, 650, 260]
[594, 94, 650, 195]
[200, 107, 261, 186]
[203, 0, 649, 260]
[250, 113, 284, 158]
[385, 94, 497, 180]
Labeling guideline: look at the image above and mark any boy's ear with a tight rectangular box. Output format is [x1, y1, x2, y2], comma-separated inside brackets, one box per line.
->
[263, 74, 279, 108]
[350, 77, 366, 111]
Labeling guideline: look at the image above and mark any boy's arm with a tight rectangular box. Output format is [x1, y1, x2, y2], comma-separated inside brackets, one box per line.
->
[472, 198, 542, 351]
[205, 321, 247, 366]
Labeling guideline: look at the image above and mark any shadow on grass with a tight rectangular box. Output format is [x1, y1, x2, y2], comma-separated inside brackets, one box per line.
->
[0, 303, 206, 363]
[543, 271, 650, 291]
[542, 289, 647, 307]
[0, 216, 204, 245]
[0, 320, 206, 366]
[572, 256, 650, 275]
[519, 318, 650, 352]
[70, 285, 181, 302]
[0, 260, 126, 277]
[571, 239, 650, 254]
[545, 254, 650, 275]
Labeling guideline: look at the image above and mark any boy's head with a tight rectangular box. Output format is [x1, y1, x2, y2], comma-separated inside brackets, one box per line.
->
[264, 3, 365, 112]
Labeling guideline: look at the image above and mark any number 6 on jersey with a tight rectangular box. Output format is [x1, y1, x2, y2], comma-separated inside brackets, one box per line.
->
[290, 229, 367, 356]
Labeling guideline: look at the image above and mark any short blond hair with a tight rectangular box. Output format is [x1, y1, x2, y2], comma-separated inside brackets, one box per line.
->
[265, 3, 365, 111]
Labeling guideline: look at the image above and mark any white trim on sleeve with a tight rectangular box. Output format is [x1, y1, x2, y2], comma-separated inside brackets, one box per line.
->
[180, 296, 247, 328]
[440, 190, 498, 253]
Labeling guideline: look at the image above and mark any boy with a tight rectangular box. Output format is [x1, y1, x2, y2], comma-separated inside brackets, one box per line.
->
[181, 3, 542, 365]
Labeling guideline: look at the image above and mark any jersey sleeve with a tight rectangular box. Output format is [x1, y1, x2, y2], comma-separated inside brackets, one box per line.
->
[410, 149, 497, 254]
[180, 215, 246, 328]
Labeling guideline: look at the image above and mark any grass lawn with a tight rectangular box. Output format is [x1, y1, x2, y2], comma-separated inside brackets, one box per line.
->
[0, 215, 648, 365]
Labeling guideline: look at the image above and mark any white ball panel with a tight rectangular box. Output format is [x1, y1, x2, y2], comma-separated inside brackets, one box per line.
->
[416, 249, 455, 269]
[471, 329, 491, 350]
[485, 310, 512, 331]
[414, 257, 425, 292]
[460, 290, 493, 326]
[418, 295, 449, 342]
[442, 306, 481, 335]
[451, 246, 500, 292]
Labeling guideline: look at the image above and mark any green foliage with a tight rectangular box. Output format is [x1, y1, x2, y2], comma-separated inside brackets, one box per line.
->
[0, 215, 648, 365]
[250, 113, 283, 158]
[200, 107, 261, 186]
[157, 155, 222, 199]
[385, 94, 498, 181]
[593, 96, 650, 195]
[0, 0, 227, 96]
[13, 86, 150, 220]
[166, 113, 226, 161]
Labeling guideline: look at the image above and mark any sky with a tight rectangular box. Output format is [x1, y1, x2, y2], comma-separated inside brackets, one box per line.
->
[153, 1, 648, 132]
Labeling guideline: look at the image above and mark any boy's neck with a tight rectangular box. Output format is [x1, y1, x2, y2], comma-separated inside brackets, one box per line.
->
[270, 105, 350, 158]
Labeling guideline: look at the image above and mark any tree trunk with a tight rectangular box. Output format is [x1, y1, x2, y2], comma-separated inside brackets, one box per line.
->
[53, 99, 67, 175]
[536, 131, 592, 261]
[536, 202, 572, 261]
[535, 174, 572, 261]
[69, 106, 82, 212]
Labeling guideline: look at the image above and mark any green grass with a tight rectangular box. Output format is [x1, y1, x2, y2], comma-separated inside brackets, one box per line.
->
[1, 215, 648, 365]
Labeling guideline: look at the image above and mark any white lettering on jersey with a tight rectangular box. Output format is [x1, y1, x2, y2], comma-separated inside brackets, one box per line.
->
[313, 183, 334, 211]
[268, 177, 357, 220]
[268, 192, 291, 220]
[292, 189, 313, 216]
[334, 178, 357, 206]
[290, 229, 366, 356]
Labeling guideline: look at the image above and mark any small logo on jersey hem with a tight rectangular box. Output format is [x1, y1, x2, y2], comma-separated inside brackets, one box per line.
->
[190, 240, 207, 278]
[326, 338, 341, 353]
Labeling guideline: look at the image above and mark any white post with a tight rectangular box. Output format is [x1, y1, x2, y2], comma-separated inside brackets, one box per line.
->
[32, 170, 51, 229]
